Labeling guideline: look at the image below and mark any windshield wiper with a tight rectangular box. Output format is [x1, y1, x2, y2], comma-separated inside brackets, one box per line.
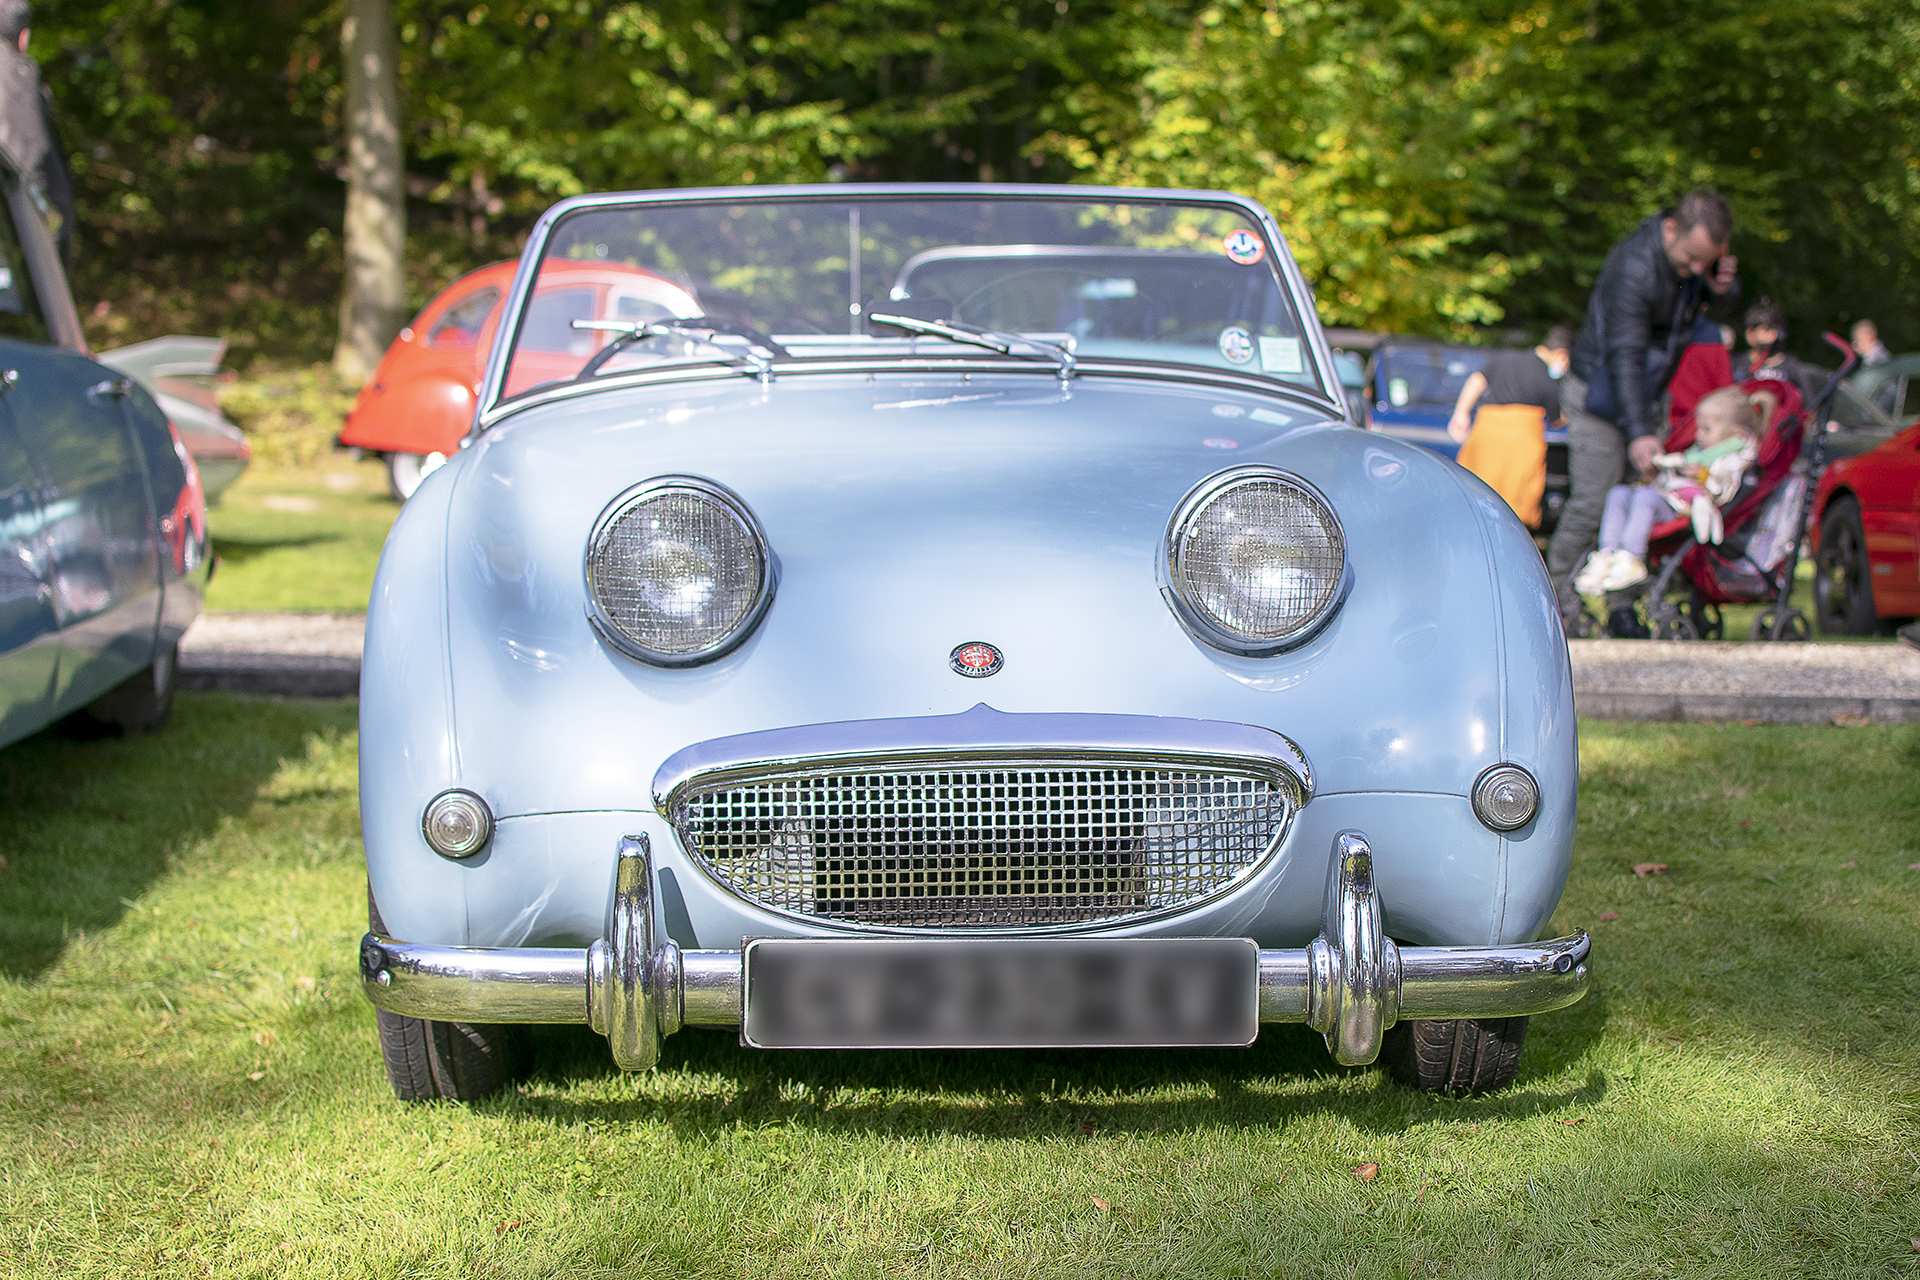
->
[570, 317, 789, 382]
[867, 313, 1075, 381]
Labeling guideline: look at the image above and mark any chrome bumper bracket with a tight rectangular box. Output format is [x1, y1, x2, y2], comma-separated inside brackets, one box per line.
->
[360, 829, 1590, 1070]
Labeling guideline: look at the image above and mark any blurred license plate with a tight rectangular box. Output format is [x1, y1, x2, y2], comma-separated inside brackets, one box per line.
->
[742, 937, 1258, 1049]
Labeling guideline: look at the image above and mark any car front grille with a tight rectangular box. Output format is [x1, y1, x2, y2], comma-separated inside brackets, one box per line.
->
[672, 759, 1292, 929]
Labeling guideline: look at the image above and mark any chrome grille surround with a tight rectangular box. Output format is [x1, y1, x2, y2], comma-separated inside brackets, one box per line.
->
[667, 748, 1302, 931]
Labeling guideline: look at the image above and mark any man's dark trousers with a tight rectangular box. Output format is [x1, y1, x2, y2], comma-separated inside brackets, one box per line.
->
[1545, 373, 1627, 618]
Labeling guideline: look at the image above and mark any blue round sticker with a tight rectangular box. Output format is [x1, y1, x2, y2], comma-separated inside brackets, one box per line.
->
[1223, 230, 1265, 266]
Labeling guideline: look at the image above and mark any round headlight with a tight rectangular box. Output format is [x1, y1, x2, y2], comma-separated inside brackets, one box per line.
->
[585, 476, 775, 666]
[422, 789, 493, 858]
[1165, 466, 1347, 654]
[1472, 764, 1540, 832]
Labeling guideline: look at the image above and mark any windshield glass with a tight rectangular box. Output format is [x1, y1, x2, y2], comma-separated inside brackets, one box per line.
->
[498, 194, 1321, 403]
[1377, 345, 1486, 412]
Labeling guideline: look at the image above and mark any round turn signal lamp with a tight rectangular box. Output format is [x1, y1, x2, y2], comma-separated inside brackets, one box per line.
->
[1471, 764, 1539, 833]
[422, 789, 493, 858]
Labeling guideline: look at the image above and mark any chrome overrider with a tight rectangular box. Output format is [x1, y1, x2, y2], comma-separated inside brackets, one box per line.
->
[359, 832, 1591, 1070]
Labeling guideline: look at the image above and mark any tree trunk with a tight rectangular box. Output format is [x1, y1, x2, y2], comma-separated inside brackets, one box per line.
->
[332, 0, 405, 385]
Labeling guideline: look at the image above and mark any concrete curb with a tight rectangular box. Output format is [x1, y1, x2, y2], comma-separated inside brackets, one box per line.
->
[1572, 690, 1920, 725]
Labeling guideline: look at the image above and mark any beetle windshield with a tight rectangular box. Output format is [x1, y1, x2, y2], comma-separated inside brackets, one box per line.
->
[496, 193, 1323, 403]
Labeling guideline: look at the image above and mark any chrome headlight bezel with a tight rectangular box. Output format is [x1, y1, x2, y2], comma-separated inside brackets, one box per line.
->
[584, 474, 777, 668]
[1163, 465, 1349, 657]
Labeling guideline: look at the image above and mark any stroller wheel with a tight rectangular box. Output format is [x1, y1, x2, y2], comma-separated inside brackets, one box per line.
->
[1654, 614, 1700, 642]
[1750, 607, 1810, 642]
[1687, 592, 1724, 641]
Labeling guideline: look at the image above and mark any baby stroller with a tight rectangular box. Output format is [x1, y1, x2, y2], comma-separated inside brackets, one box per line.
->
[1615, 332, 1857, 641]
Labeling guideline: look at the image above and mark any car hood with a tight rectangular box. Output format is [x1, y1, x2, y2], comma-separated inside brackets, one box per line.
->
[423, 373, 1556, 816]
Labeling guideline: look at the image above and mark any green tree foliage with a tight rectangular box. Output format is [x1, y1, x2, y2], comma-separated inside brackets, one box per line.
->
[1053, 0, 1920, 346]
[24, 0, 1920, 362]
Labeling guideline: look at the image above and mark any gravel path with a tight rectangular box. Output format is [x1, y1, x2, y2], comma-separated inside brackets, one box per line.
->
[179, 612, 1920, 721]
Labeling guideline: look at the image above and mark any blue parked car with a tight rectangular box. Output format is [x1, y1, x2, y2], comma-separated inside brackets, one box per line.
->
[0, 150, 210, 749]
[1368, 339, 1570, 532]
[356, 185, 1589, 1101]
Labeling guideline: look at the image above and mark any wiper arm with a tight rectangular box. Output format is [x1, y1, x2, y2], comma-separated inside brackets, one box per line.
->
[868, 312, 1075, 381]
[570, 317, 789, 382]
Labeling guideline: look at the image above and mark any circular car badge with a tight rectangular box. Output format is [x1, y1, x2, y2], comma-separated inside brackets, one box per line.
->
[1222, 229, 1266, 265]
[949, 641, 1003, 677]
[1218, 326, 1255, 365]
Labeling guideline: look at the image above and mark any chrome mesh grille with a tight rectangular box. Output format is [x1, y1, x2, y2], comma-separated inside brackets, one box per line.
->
[675, 761, 1290, 928]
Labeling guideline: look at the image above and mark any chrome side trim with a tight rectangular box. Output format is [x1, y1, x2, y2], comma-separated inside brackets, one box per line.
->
[651, 702, 1314, 810]
[359, 828, 1590, 1071]
[357, 935, 589, 1024]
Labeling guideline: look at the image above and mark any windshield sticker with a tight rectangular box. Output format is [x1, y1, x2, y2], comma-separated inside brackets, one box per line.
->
[1259, 336, 1303, 374]
[1222, 230, 1266, 266]
[1219, 327, 1255, 365]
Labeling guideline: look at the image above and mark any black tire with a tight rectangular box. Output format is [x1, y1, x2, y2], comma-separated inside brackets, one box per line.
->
[67, 643, 178, 736]
[1750, 606, 1810, 642]
[1381, 1016, 1528, 1094]
[1814, 497, 1877, 636]
[368, 889, 526, 1102]
[1686, 592, 1724, 641]
[376, 1008, 524, 1103]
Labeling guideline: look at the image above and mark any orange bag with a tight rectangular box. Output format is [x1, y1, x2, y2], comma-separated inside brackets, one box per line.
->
[1457, 403, 1548, 527]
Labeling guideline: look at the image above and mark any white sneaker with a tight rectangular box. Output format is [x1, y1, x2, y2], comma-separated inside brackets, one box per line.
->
[1573, 549, 1615, 597]
[1600, 552, 1648, 592]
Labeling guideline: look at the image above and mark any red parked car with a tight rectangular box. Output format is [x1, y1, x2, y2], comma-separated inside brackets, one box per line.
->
[1810, 399, 1920, 634]
[340, 260, 702, 499]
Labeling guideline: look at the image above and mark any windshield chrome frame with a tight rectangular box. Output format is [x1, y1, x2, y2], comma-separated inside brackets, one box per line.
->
[470, 184, 1346, 436]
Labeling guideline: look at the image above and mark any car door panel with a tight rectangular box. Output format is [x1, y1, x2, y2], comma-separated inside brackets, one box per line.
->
[0, 407, 57, 743]
[0, 340, 162, 713]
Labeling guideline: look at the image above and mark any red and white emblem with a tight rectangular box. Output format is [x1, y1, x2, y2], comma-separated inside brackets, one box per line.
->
[949, 641, 1003, 677]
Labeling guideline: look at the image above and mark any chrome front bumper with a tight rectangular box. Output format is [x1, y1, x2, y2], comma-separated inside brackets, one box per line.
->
[360, 831, 1590, 1070]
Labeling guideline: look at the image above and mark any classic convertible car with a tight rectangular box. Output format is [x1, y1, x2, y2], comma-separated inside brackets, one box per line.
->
[0, 148, 210, 749]
[357, 185, 1589, 1102]
[338, 259, 702, 500]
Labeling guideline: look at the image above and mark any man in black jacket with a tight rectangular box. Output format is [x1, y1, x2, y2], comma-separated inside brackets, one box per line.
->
[1549, 189, 1740, 636]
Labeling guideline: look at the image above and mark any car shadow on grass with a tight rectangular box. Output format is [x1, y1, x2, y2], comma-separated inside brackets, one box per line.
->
[210, 532, 345, 569]
[510, 1013, 1610, 1136]
[0, 692, 356, 980]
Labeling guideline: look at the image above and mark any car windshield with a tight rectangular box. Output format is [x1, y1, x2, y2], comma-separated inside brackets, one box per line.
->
[496, 193, 1322, 403]
[1377, 345, 1486, 411]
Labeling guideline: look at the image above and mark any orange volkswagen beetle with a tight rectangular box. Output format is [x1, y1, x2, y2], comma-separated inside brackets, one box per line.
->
[340, 259, 702, 499]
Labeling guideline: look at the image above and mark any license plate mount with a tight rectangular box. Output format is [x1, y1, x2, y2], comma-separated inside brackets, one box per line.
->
[742, 936, 1259, 1049]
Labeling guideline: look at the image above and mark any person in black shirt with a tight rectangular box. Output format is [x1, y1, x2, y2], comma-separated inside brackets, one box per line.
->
[1446, 327, 1572, 528]
[1448, 328, 1572, 442]
[1731, 299, 1816, 406]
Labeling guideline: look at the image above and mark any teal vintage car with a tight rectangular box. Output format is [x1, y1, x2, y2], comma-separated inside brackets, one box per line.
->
[356, 185, 1590, 1102]
[0, 146, 211, 748]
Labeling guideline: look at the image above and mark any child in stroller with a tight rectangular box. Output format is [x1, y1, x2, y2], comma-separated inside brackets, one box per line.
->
[1591, 366, 1812, 639]
[1574, 385, 1763, 596]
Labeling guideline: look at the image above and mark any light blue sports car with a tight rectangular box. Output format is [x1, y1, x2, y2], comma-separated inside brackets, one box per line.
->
[357, 185, 1588, 1101]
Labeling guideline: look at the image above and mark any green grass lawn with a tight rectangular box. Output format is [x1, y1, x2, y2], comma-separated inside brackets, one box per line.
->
[204, 455, 398, 614]
[2, 703, 1917, 1277]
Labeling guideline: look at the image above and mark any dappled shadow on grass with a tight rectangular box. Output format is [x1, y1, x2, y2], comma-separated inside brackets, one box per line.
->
[210, 531, 344, 568]
[0, 692, 355, 980]
[509, 1021, 1609, 1138]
